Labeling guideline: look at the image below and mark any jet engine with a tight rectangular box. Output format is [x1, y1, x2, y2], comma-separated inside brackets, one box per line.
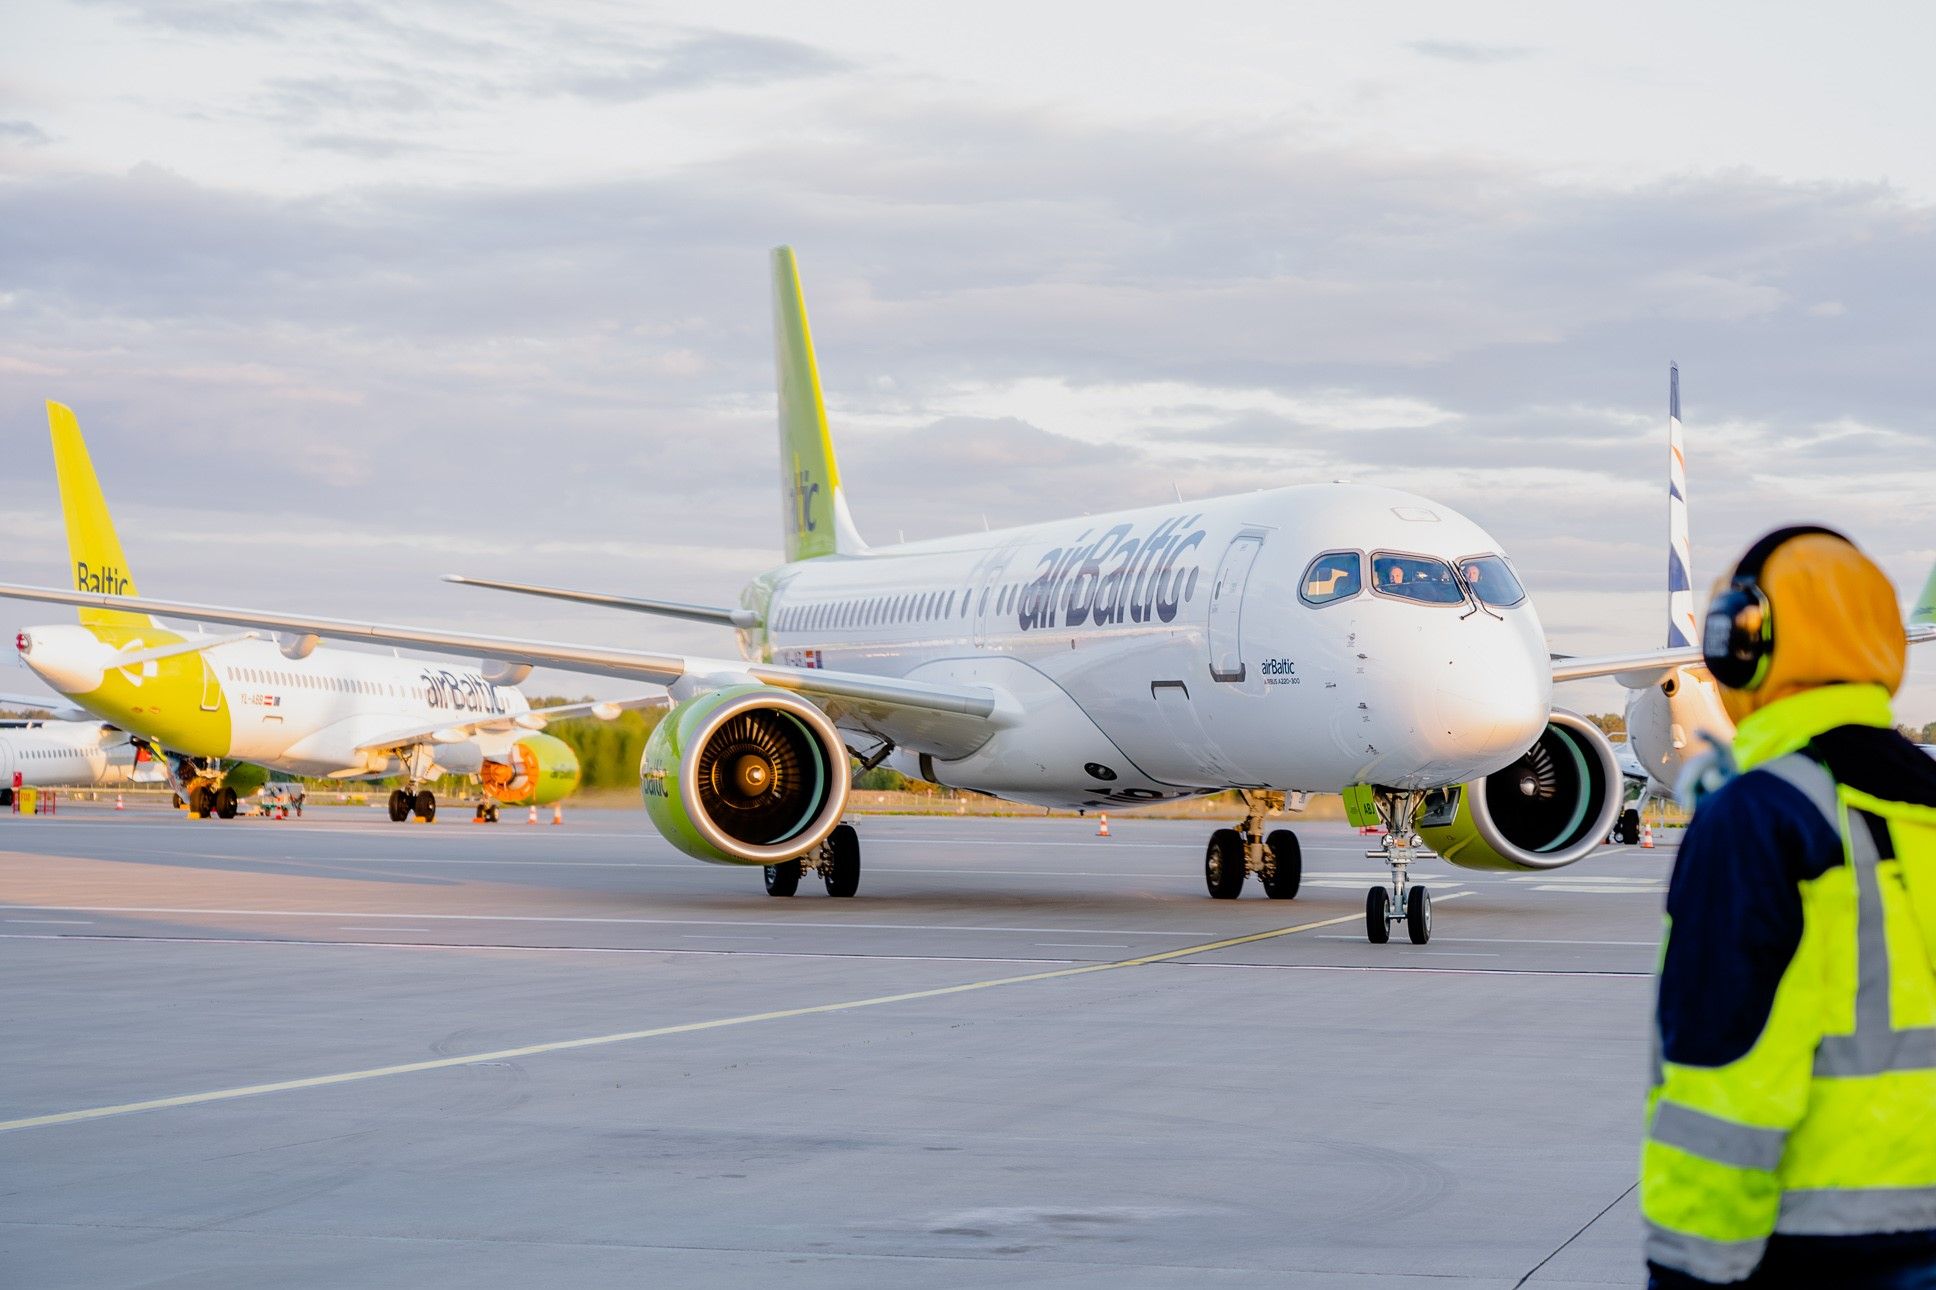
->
[640, 685, 848, 865]
[1416, 710, 1622, 872]
[479, 732, 581, 806]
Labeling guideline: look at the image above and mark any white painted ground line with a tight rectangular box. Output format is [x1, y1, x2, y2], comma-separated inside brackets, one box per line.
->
[1, 901, 1454, 1135]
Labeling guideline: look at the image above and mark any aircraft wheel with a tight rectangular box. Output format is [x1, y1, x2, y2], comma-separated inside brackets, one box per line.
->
[189, 786, 215, 818]
[214, 786, 239, 819]
[823, 824, 860, 897]
[764, 860, 801, 897]
[1365, 886, 1391, 943]
[1618, 808, 1640, 846]
[168, 791, 180, 810]
[1261, 829, 1302, 899]
[1205, 828, 1246, 899]
[413, 790, 436, 823]
[387, 789, 408, 822]
[1407, 886, 1432, 945]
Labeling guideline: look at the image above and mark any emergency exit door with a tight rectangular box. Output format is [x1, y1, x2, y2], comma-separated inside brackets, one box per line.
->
[1208, 531, 1265, 682]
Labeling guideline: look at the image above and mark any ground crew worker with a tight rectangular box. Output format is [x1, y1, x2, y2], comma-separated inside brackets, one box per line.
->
[1643, 525, 1936, 1287]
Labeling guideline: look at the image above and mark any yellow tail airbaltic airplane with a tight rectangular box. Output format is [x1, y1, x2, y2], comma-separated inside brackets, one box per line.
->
[11, 406, 658, 821]
[6, 249, 1933, 942]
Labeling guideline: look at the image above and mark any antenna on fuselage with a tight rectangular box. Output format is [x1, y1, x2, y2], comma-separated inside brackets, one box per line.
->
[1173, 483, 1183, 503]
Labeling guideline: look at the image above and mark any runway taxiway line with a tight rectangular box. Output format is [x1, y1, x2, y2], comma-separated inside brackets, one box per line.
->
[0, 897, 1469, 1135]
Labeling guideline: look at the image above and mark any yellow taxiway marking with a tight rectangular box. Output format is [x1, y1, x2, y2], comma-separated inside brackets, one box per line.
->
[0, 897, 1467, 1134]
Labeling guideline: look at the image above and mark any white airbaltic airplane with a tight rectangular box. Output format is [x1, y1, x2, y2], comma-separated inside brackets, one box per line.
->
[9, 406, 658, 822]
[0, 249, 1887, 943]
[0, 713, 158, 803]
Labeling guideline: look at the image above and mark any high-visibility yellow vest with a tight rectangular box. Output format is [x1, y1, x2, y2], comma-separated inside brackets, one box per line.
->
[1643, 735, 1936, 1280]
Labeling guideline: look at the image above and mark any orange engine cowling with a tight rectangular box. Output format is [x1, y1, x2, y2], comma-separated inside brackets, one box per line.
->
[479, 733, 580, 805]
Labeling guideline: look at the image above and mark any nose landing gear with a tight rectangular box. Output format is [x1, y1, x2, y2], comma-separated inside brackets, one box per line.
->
[1201, 791, 1305, 899]
[1365, 788, 1432, 944]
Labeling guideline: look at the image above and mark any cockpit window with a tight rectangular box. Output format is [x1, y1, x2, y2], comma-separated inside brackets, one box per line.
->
[1459, 554, 1526, 608]
[1371, 552, 1466, 605]
[1300, 551, 1363, 606]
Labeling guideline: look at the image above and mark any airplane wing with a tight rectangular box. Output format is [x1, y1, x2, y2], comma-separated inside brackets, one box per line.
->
[0, 691, 98, 722]
[1555, 621, 1936, 688]
[444, 576, 760, 629]
[110, 631, 257, 668]
[352, 695, 674, 755]
[1550, 646, 1706, 688]
[0, 584, 1006, 746]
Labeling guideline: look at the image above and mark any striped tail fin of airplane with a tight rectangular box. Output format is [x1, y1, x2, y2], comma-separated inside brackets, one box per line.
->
[1665, 363, 1697, 648]
[45, 402, 154, 630]
[772, 245, 867, 563]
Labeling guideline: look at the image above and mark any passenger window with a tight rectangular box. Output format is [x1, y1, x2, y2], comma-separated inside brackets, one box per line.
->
[1372, 553, 1466, 605]
[1300, 552, 1362, 606]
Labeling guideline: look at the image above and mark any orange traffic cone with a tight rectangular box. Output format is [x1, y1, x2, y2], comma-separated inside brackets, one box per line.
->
[551, 804, 563, 825]
[1096, 813, 1110, 837]
[1641, 822, 1656, 849]
[527, 804, 538, 825]
[114, 793, 124, 811]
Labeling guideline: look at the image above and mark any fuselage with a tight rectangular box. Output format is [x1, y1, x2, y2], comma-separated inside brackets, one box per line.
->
[0, 719, 142, 789]
[738, 483, 1553, 807]
[14, 628, 530, 779]
[1623, 668, 1733, 798]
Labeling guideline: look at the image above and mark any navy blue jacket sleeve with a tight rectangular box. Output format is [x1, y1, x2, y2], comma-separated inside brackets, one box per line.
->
[1656, 768, 1842, 1069]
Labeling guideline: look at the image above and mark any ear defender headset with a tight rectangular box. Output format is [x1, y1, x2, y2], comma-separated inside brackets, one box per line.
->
[1702, 524, 1853, 690]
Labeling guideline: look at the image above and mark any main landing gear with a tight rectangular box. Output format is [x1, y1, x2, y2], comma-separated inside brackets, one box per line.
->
[764, 823, 861, 898]
[1202, 790, 1303, 900]
[387, 788, 436, 823]
[1365, 789, 1431, 945]
[473, 801, 501, 824]
[187, 784, 239, 819]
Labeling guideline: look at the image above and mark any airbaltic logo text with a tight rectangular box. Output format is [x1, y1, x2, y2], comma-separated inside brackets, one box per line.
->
[788, 465, 820, 534]
[1261, 657, 1299, 686]
[421, 668, 507, 715]
[76, 562, 130, 595]
[1016, 514, 1207, 631]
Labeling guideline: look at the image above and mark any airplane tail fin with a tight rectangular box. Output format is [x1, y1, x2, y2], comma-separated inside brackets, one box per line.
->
[45, 402, 153, 629]
[1912, 562, 1936, 628]
[1665, 364, 1697, 648]
[771, 246, 866, 562]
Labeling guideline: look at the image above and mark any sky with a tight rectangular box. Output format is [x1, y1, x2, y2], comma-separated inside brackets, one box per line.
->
[2, 1, 1934, 718]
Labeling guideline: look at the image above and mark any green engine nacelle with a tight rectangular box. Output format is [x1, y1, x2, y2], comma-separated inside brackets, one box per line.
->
[481, 732, 581, 806]
[641, 684, 849, 866]
[1415, 710, 1623, 872]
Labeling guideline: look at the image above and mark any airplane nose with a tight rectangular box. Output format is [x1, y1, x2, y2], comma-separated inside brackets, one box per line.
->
[1423, 623, 1551, 781]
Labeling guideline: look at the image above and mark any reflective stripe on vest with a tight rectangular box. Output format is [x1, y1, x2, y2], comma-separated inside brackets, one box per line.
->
[1763, 753, 1936, 1079]
[1649, 1102, 1786, 1172]
[1758, 751, 1936, 1237]
[1643, 1222, 1767, 1284]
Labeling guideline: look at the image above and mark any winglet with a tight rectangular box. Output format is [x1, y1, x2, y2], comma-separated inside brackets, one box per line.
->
[46, 402, 152, 630]
[772, 247, 866, 562]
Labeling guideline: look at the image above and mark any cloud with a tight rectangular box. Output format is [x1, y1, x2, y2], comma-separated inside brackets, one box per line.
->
[1404, 39, 1539, 64]
[552, 30, 851, 102]
[298, 132, 436, 158]
[3, 89, 1936, 708]
[0, 120, 52, 146]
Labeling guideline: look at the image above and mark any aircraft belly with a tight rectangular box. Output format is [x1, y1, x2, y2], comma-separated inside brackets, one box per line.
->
[901, 656, 1196, 808]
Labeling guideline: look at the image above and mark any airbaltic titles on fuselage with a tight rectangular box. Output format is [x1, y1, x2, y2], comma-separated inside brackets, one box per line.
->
[421, 668, 508, 715]
[1015, 513, 1206, 631]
